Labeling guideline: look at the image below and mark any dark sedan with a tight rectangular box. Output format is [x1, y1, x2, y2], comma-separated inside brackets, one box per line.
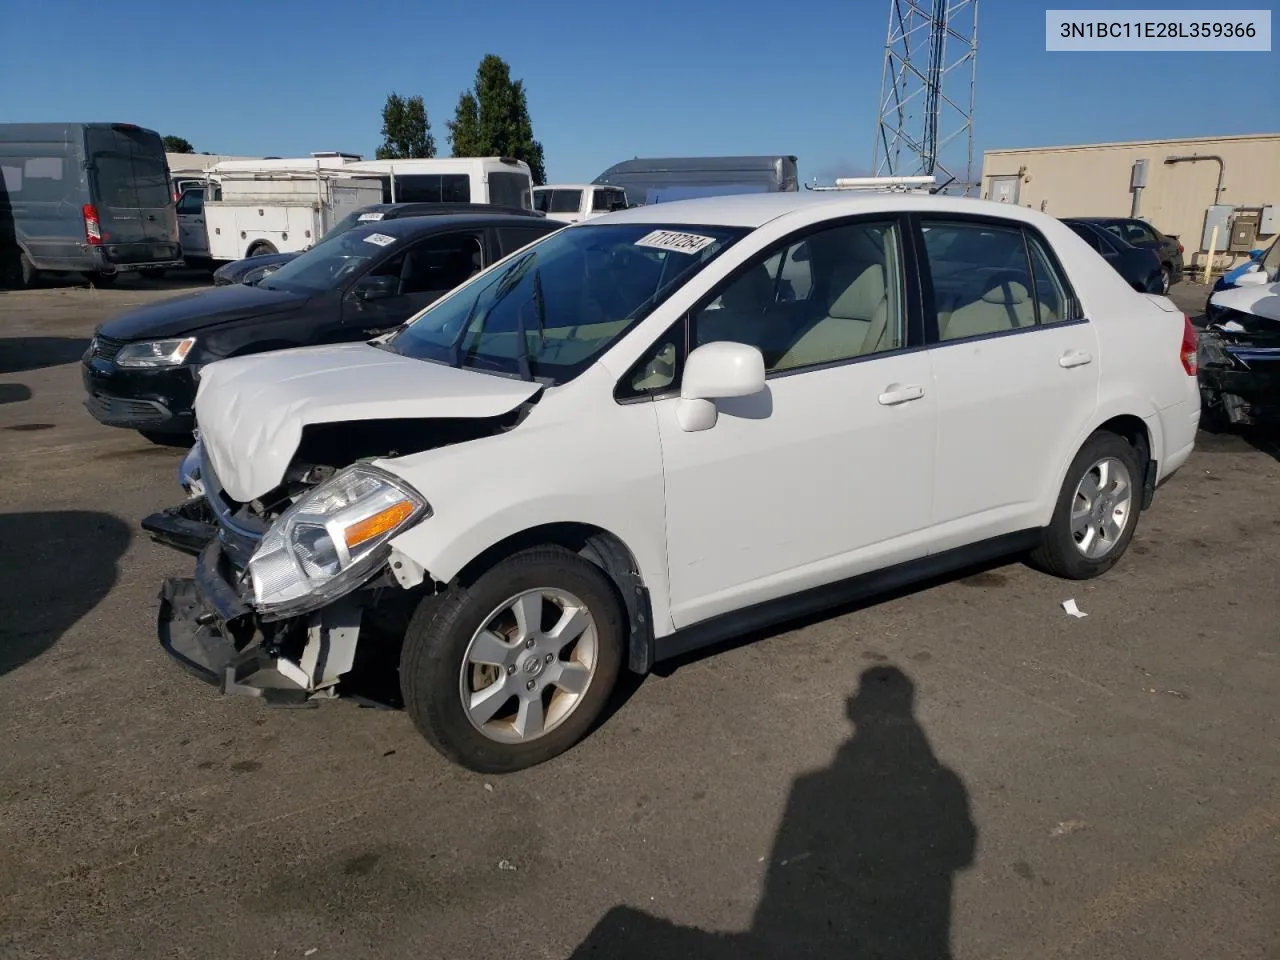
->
[1061, 218, 1165, 293]
[211, 202, 547, 286]
[83, 213, 562, 443]
[1072, 217, 1184, 293]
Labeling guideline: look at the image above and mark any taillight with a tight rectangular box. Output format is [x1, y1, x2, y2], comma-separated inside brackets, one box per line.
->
[1180, 314, 1198, 376]
[82, 204, 102, 245]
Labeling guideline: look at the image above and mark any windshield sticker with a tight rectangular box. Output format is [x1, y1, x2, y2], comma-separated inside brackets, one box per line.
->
[634, 230, 717, 255]
[357, 212, 385, 221]
[363, 232, 396, 247]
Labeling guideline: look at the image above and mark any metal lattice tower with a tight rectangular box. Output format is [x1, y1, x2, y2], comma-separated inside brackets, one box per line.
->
[872, 0, 980, 195]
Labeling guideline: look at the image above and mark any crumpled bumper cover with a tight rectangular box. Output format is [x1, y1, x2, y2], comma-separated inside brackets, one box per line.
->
[157, 540, 324, 707]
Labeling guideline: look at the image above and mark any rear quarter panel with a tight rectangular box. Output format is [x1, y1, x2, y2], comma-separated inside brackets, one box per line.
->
[1043, 220, 1196, 498]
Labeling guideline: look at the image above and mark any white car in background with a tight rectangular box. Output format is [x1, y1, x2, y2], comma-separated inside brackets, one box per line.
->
[533, 183, 629, 223]
[146, 190, 1202, 773]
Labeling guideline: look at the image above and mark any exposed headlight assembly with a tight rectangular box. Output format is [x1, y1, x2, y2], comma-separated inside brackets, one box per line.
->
[115, 337, 197, 367]
[247, 464, 429, 618]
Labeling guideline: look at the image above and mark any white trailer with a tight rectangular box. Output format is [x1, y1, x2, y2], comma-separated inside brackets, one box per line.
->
[199, 159, 383, 262]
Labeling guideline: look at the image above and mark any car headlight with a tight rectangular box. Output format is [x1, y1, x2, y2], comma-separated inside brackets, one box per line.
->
[115, 337, 197, 368]
[247, 464, 429, 617]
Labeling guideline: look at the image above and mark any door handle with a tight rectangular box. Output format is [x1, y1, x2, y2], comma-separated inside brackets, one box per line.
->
[878, 383, 925, 406]
[1058, 349, 1093, 368]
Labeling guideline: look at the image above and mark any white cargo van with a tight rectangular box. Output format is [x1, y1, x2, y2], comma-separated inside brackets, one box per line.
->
[342, 156, 534, 209]
[533, 183, 629, 223]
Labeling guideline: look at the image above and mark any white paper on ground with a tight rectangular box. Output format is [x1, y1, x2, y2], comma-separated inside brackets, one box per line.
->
[1061, 598, 1088, 618]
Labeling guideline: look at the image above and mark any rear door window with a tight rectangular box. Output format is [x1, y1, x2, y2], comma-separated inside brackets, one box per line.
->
[87, 127, 171, 210]
[488, 171, 531, 209]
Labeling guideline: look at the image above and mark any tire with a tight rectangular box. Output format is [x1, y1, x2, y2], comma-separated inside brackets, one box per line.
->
[19, 251, 39, 288]
[84, 270, 118, 286]
[247, 242, 277, 258]
[400, 546, 625, 773]
[1028, 431, 1144, 580]
[1159, 265, 1172, 294]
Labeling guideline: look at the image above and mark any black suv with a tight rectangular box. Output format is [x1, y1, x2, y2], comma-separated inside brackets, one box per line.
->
[211, 202, 547, 286]
[1071, 217, 1184, 293]
[84, 213, 562, 443]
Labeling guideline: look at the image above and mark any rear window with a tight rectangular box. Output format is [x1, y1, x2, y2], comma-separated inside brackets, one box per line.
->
[549, 189, 582, 213]
[488, 171, 531, 209]
[533, 189, 551, 213]
[87, 126, 172, 210]
[390, 174, 470, 204]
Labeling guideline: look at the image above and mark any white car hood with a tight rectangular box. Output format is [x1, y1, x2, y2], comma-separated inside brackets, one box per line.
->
[1209, 281, 1280, 321]
[195, 343, 540, 502]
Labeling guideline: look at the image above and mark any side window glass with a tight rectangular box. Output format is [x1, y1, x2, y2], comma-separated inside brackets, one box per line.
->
[369, 234, 483, 296]
[694, 221, 904, 373]
[1025, 233, 1076, 325]
[922, 221, 1035, 341]
[591, 189, 610, 212]
[1067, 223, 1102, 252]
[625, 331, 681, 395]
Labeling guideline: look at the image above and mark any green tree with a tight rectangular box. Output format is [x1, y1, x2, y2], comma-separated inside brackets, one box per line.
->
[446, 91, 481, 158]
[162, 135, 194, 153]
[448, 54, 547, 185]
[376, 92, 436, 160]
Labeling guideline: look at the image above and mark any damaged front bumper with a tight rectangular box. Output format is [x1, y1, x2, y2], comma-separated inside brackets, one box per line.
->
[148, 507, 366, 707]
[1199, 328, 1280, 427]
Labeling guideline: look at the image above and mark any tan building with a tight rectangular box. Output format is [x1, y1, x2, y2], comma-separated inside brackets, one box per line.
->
[980, 134, 1279, 269]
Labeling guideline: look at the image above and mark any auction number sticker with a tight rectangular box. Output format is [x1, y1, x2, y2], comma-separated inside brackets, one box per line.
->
[357, 212, 385, 221]
[1046, 9, 1271, 50]
[635, 230, 717, 254]
[363, 233, 396, 247]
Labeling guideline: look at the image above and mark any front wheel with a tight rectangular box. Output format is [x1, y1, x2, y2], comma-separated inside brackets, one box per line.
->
[400, 547, 625, 773]
[1028, 431, 1143, 580]
[1159, 266, 1172, 294]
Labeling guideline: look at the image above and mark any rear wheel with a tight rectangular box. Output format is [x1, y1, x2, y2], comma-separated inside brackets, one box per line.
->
[1029, 431, 1144, 580]
[1159, 265, 1172, 294]
[247, 242, 278, 258]
[400, 547, 625, 773]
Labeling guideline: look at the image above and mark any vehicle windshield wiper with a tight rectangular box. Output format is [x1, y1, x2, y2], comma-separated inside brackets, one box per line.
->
[532, 266, 547, 346]
[447, 252, 538, 370]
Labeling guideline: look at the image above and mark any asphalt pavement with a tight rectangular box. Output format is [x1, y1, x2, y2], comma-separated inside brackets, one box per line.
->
[1, 276, 1277, 959]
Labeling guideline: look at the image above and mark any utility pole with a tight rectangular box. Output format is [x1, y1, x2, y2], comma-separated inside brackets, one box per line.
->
[873, 0, 980, 196]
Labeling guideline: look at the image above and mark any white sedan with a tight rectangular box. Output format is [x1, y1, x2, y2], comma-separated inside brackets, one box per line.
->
[146, 190, 1203, 772]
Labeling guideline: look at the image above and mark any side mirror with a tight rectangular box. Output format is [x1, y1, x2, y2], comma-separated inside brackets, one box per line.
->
[353, 274, 397, 301]
[677, 341, 766, 432]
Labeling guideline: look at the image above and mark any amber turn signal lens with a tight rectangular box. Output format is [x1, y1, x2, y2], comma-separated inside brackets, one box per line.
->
[343, 500, 415, 549]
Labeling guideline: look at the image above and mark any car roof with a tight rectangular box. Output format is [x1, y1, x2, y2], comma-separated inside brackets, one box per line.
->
[356, 202, 537, 218]
[345, 213, 559, 236]
[580, 190, 1069, 231]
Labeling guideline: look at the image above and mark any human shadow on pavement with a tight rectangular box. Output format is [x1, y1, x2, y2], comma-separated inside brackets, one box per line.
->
[569, 664, 978, 959]
[0, 336, 92, 374]
[0, 511, 131, 676]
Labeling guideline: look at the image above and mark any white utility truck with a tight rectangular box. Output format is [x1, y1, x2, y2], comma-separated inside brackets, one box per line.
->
[195, 158, 383, 262]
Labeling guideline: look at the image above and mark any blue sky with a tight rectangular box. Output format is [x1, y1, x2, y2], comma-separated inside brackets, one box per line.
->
[1, 0, 1273, 184]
